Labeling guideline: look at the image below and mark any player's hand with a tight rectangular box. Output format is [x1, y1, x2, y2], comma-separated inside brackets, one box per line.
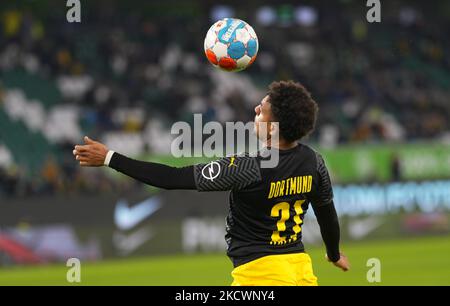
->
[327, 252, 350, 272]
[73, 136, 109, 167]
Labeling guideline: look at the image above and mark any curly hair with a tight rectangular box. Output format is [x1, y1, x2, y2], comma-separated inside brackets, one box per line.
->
[268, 80, 318, 142]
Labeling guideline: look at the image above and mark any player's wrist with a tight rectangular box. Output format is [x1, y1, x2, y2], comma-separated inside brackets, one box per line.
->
[104, 150, 115, 166]
[328, 252, 341, 263]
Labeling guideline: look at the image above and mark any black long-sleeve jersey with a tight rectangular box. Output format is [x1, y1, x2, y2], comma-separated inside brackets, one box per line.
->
[109, 143, 340, 267]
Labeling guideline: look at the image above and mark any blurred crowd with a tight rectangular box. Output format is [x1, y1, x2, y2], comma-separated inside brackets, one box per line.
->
[0, 1, 449, 197]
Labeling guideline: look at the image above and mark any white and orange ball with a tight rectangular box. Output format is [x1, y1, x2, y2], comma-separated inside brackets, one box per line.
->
[204, 18, 259, 72]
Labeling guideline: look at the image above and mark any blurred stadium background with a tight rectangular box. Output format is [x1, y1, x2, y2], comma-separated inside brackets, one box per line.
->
[0, 0, 449, 286]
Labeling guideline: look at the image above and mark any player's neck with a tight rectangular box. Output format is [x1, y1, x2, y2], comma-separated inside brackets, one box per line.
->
[266, 139, 298, 151]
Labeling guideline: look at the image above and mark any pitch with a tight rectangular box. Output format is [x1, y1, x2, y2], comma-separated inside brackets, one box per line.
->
[0, 236, 448, 286]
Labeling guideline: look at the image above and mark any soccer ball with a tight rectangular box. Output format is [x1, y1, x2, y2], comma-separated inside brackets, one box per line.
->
[204, 18, 259, 72]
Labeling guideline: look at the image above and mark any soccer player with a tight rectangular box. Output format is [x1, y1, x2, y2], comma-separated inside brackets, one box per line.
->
[73, 80, 350, 286]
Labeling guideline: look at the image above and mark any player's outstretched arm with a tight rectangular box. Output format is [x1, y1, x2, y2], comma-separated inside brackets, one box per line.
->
[73, 136, 196, 190]
[74, 136, 261, 191]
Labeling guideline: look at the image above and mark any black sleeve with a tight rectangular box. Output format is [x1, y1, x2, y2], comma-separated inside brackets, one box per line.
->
[109, 152, 196, 190]
[193, 154, 262, 192]
[311, 153, 341, 262]
[313, 202, 341, 262]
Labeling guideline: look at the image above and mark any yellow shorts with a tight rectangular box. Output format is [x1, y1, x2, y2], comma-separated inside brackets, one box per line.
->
[231, 253, 318, 286]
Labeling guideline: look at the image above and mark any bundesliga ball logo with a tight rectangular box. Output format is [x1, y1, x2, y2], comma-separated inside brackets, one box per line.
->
[204, 18, 259, 72]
